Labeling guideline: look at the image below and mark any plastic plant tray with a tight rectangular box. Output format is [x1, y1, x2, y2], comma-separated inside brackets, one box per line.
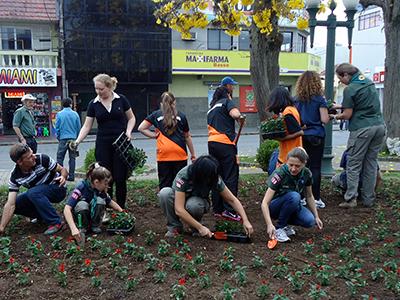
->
[112, 132, 136, 170]
[262, 131, 286, 140]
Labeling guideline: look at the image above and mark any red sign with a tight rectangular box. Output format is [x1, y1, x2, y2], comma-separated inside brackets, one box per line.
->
[5, 91, 25, 98]
[373, 71, 385, 83]
[239, 86, 258, 113]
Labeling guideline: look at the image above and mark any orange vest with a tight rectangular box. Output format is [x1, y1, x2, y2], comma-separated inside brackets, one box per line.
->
[278, 106, 303, 164]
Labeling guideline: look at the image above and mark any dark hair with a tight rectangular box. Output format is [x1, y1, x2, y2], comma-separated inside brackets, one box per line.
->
[287, 147, 309, 164]
[210, 86, 231, 108]
[336, 63, 360, 77]
[86, 162, 112, 182]
[190, 155, 219, 191]
[62, 97, 72, 107]
[267, 86, 294, 114]
[160, 91, 178, 135]
[9, 143, 31, 163]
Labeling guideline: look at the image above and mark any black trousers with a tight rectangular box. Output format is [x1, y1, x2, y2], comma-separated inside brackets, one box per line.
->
[25, 137, 37, 154]
[95, 138, 128, 208]
[208, 141, 239, 214]
[157, 160, 187, 190]
[303, 135, 325, 200]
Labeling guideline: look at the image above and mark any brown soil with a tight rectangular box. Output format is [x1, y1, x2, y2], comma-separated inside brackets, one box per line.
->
[0, 176, 399, 300]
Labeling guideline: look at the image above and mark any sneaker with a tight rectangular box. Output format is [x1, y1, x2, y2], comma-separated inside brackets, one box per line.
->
[91, 226, 102, 234]
[221, 210, 242, 222]
[164, 229, 179, 238]
[315, 199, 326, 209]
[338, 199, 357, 208]
[283, 226, 296, 236]
[102, 211, 110, 224]
[300, 198, 307, 206]
[44, 222, 65, 235]
[275, 228, 290, 242]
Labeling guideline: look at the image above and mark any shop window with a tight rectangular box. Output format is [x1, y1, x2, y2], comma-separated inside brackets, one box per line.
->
[281, 32, 293, 52]
[358, 11, 382, 31]
[239, 30, 250, 51]
[207, 29, 233, 50]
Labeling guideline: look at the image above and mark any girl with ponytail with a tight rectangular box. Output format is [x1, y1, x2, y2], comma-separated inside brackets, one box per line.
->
[138, 92, 196, 189]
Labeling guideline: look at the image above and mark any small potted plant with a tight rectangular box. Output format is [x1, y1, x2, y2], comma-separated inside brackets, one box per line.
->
[107, 211, 136, 235]
[260, 115, 286, 140]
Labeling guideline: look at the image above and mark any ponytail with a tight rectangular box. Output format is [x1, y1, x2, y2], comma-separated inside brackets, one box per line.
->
[160, 92, 178, 135]
[86, 162, 112, 182]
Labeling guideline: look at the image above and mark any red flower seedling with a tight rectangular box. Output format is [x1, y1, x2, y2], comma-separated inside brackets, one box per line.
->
[178, 278, 186, 286]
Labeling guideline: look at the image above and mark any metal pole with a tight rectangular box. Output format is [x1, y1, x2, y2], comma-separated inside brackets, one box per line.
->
[59, 0, 68, 99]
[321, 10, 336, 176]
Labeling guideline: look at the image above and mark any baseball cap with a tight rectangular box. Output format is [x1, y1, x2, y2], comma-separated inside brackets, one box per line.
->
[21, 94, 37, 102]
[221, 76, 238, 86]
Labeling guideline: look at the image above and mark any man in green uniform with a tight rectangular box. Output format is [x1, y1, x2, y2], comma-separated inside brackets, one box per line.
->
[13, 94, 37, 153]
[332, 63, 386, 208]
[159, 155, 253, 238]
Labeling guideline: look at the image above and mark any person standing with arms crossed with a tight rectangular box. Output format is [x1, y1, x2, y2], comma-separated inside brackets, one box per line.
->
[73, 74, 136, 209]
[138, 91, 196, 190]
[55, 97, 81, 181]
[13, 94, 37, 153]
[207, 76, 245, 221]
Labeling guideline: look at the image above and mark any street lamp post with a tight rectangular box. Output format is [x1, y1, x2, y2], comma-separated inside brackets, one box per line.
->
[306, 0, 358, 176]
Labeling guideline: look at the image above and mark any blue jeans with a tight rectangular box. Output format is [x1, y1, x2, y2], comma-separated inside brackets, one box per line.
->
[57, 139, 76, 180]
[269, 191, 316, 229]
[14, 184, 67, 225]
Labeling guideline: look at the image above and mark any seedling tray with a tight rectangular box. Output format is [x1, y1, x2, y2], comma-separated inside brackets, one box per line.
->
[106, 225, 135, 235]
[112, 132, 136, 170]
[262, 131, 286, 140]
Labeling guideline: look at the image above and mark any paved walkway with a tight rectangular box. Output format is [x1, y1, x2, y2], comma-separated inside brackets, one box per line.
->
[0, 125, 398, 186]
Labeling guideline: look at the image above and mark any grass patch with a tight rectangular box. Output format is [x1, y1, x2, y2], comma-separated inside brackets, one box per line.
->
[239, 156, 257, 164]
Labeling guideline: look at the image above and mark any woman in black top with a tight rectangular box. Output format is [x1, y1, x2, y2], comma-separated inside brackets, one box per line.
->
[74, 74, 136, 208]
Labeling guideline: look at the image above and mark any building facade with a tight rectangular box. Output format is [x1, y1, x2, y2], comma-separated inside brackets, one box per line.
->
[62, 0, 171, 127]
[0, 0, 61, 136]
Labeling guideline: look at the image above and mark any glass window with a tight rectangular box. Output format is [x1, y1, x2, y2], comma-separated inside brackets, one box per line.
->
[1, 28, 31, 50]
[298, 34, 306, 53]
[358, 11, 382, 31]
[239, 30, 250, 50]
[281, 32, 293, 52]
[207, 29, 232, 50]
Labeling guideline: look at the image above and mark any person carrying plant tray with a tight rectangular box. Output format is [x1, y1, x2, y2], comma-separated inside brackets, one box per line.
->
[63, 163, 123, 243]
[159, 155, 253, 238]
[266, 86, 303, 169]
[261, 147, 323, 243]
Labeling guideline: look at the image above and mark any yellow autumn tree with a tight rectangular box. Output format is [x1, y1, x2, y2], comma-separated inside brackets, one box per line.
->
[153, 0, 310, 121]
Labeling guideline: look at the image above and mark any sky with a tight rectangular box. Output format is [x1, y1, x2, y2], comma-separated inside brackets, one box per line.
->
[311, 0, 353, 48]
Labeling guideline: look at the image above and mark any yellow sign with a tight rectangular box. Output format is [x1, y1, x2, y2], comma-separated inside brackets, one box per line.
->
[172, 49, 321, 76]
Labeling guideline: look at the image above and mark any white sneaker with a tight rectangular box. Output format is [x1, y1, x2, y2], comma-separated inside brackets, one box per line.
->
[300, 198, 307, 206]
[275, 228, 290, 242]
[315, 199, 326, 209]
[283, 226, 296, 236]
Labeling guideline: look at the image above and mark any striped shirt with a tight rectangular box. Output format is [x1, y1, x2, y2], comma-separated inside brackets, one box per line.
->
[9, 154, 58, 192]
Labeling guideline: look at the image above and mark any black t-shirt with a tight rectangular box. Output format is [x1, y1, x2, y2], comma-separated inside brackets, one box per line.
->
[285, 114, 302, 134]
[86, 93, 131, 140]
[207, 98, 236, 142]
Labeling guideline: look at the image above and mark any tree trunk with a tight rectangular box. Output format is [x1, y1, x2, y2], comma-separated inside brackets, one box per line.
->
[360, 0, 400, 138]
[249, 1, 282, 123]
[382, 1, 400, 138]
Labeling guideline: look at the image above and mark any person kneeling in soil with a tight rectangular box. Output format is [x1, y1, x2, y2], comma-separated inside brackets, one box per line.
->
[0, 143, 68, 235]
[261, 147, 323, 242]
[64, 163, 123, 242]
[159, 155, 254, 238]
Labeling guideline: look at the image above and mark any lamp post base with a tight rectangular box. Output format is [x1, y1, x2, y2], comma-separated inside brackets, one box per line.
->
[321, 153, 335, 177]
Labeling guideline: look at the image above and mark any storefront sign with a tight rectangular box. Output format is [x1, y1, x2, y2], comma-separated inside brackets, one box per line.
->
[373, 71, 384, 83]
[239, 86, 258, 113]
[5, 91, 25, 98]
[172, 49, 321, 75]
[0, 67, 57, 87]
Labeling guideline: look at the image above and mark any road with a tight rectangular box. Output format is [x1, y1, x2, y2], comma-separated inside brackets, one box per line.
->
[0, 130, 350, 171]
